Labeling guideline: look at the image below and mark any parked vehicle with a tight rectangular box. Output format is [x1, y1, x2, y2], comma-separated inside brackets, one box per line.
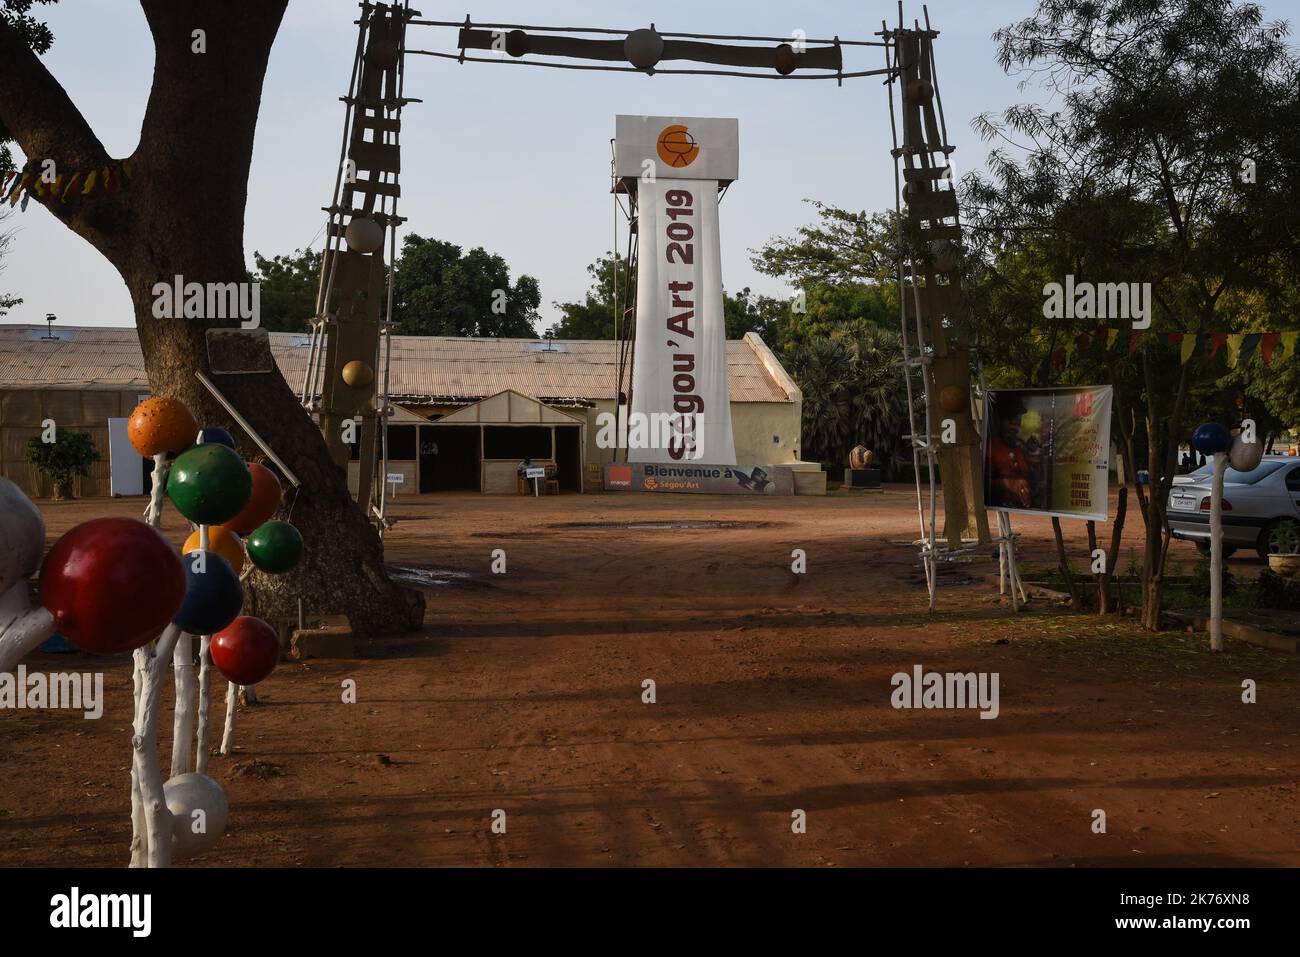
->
[1166, 456, 1300, 559]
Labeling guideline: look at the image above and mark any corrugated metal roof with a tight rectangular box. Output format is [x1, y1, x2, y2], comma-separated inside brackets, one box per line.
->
[0, 325, 795, 403]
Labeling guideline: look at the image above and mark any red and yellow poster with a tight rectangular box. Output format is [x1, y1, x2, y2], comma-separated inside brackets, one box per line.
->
[983, 386, 1113, 522]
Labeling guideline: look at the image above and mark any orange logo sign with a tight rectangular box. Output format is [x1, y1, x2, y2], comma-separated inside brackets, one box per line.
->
[656, 124, 699, 168]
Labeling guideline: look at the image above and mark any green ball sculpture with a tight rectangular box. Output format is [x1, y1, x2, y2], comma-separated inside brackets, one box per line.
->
[246, 520, 304, 574]
[167, 443, 252, 526]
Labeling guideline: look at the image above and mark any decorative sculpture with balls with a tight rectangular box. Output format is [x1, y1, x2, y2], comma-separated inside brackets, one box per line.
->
[1192, 420, 1261, 652]
[1, 395, 307, 868]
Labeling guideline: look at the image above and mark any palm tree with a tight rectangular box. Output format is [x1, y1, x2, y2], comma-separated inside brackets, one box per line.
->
[842, 322, 908, 478]
[786, 336, 854, 465]
[786, 323, 909, 474]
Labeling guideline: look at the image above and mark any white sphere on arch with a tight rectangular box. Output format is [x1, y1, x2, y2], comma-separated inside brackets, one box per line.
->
[345, 216, 386, 254]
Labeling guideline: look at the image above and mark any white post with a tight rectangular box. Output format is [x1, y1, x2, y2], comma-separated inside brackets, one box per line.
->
[220, 680, 238, 755]
[0, 592, 55, 674]
[132, 624, 181, 869]
[171, 523, 207, 776]
[129, 647, 148, 867]
[195, 635, 213, 775]
[170, 633, 195, 777]
[998, 537, 1007, 596]
[131, 450, 170, 866]
[1210, 451, 1227, 652]
[1000, 511, 1023, 612]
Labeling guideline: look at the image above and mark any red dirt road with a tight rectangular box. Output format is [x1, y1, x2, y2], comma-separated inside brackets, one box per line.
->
[3, 487, 1298, 867]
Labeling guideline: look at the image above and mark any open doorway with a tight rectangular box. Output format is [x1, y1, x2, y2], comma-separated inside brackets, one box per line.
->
[555, 426, 581, 492]
[420, 425, 479, 491]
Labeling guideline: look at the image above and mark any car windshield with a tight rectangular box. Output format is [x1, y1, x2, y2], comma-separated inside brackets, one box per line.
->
[1183, 461, 1285, 485]
[1225, 461, 1285, 485]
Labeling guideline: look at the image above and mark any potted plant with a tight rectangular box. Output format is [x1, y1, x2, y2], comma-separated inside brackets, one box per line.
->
[25, 430, 101, 500]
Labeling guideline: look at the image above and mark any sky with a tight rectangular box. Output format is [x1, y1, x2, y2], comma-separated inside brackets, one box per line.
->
[2, 0, 1294, 333]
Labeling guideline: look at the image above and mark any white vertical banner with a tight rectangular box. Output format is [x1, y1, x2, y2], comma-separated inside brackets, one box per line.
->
[630, 177, 735, 465]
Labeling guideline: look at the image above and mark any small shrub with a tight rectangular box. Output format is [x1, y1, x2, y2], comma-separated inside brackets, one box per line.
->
[1191, 557, 1235, 599]
[1255, 569, 1300, 610]
[25, 430, 100, 500]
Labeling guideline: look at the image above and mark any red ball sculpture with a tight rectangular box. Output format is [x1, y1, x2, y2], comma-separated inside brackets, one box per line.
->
[211, 616, 280, 685]
[220, 462, 282, 535]
[39, 518, 186, 655]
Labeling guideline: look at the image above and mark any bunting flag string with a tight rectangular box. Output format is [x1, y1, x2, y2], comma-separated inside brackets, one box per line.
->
[1, 159, 134, 209]
[1052, 324, 1300, 366]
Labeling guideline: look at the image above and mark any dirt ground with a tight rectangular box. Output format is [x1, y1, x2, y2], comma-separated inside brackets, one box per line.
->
[3, 486, 1298, 867]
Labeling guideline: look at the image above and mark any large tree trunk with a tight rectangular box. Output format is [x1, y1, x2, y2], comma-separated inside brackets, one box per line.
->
[1, 1, 423, 636]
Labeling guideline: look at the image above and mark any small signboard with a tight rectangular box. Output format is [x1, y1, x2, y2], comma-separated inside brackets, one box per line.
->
[386, 473, 405, 484]
[524, 467, 545, 479]
[604, 463, 794, 495]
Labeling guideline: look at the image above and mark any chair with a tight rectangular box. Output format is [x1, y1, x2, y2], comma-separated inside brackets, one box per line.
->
[545, 479, 560, 495]
[583, 463, 604, 493]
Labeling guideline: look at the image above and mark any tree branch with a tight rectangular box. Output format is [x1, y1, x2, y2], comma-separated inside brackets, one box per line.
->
[0, 17, 109, 172]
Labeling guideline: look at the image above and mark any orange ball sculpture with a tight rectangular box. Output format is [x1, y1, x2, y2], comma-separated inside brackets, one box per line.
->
[128, 396, 198, 458]
[183, 526, 245, 576]
[219, 462, 282, 535]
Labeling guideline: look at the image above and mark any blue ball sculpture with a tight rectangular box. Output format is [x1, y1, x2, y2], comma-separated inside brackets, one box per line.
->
[1192, 422, 1231, 456]
[197, 427, 236, 449]
[173, 550, 244, 635]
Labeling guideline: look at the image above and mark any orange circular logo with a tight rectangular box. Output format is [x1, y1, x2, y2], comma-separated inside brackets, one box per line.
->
[656, 125, 699, 169]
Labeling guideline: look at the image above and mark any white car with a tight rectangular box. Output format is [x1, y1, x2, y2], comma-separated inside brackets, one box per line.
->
[1167, 456, 1300, 558]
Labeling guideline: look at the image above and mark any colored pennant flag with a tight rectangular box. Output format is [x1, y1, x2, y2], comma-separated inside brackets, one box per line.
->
[1208, 334, 1227, 360]
[1239, 333, 1261, 366]
[1180, 334, 1197, 365]
[1261, 332, 1280, 363]
[1106, 327, 1119, 351]
[1281, 331, 1299, 363]
[1128, 331, 1140, 356]
[1226, 334, 1243, 367]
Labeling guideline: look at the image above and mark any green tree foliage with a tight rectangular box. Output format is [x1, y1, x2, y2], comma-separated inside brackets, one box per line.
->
[750, 200, 911, 469]
[723, 287, 785, 341]
[0, 206, 19, 316]
[391, 234, 540, 338]
[0, 0, 56, 174]
[552, 251, 787, 343]
[965, 0, 1300, 629]
[784, 321, 907, 474]
[551, 252, 626, 340]
[249, 247, 320, 332]
[25, 429, 99, 499]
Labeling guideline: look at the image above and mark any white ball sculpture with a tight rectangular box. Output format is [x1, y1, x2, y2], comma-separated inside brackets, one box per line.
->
[0, 479, 56, 673]
[344, 216, 385, 255]
[1229, 432, 1264, 472]
[164, 772, 229, 860]
[0, 478, 44, 593]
